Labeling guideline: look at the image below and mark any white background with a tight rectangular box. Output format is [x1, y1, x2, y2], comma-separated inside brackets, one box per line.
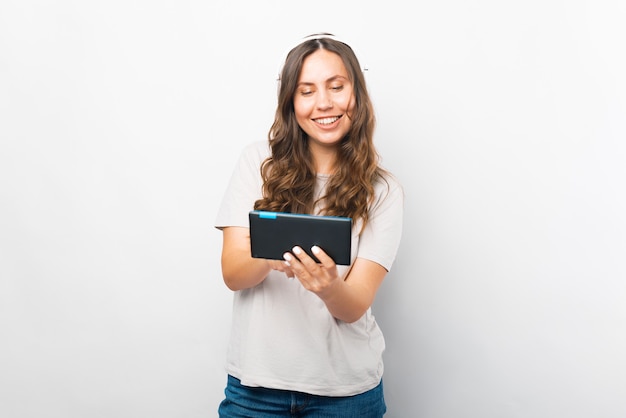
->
[1, 1, 625, 417]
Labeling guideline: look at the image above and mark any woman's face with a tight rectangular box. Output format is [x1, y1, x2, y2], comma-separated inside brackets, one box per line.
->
[293, 49, 355, 149]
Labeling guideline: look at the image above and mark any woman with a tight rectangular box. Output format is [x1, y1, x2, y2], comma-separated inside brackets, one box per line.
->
[215, 33, 403, 417]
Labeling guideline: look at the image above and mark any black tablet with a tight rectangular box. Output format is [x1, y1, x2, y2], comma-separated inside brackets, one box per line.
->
[249, 211, 352, 265]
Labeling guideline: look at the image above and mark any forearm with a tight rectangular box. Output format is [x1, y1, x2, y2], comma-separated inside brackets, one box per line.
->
[221, 250, 271, 291]
[318, 280, 373, 323]
[220, 227, 271, 291]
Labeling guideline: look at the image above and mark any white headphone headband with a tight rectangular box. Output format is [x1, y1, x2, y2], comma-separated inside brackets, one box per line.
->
[295, 33, 343, 46]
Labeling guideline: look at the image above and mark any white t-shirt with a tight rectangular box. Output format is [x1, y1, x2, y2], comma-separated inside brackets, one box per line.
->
[215, 140, 403, 396]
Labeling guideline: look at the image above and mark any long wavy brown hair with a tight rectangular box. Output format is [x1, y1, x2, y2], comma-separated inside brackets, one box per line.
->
[254, 35, 388, 228]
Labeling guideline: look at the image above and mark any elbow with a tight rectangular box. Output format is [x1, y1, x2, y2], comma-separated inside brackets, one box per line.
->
[341, 309, 368, 324]
[220, 255, 246, 291]
[221, 257, 268, 291]
[221, 268, 245, 291]
[222, 276, 238, 291]
[220, 260, 239, 291]
[341, 316, 361, 324]
[335, 303, 370, 324]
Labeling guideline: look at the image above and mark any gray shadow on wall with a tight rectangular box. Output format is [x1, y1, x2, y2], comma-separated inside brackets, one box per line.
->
[372, 233, 426, 417]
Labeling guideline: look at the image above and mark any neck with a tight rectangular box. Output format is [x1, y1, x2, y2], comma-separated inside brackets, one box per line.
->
[309, 142, 338, 175]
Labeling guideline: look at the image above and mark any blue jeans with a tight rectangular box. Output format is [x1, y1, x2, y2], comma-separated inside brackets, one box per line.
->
[218, 375, 386, 417]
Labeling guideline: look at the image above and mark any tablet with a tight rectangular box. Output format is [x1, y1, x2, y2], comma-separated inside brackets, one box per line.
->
[249, 210, 352, 265]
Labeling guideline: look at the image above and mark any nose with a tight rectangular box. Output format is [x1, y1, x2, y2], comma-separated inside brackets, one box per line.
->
[316, 90, 333, 110]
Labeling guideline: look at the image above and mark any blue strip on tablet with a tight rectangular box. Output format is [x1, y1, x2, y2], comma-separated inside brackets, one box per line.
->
[258, 211, 277, 219]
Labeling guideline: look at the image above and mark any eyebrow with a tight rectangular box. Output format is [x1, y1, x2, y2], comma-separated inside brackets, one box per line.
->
[297, 75, 349, 86]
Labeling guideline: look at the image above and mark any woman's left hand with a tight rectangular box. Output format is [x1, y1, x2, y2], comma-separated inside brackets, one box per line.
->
[283, 246, 340, 297]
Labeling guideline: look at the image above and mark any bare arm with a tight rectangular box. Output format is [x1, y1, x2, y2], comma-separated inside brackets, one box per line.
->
[284, 246, 387, 323]
[221, 226, 294, 291]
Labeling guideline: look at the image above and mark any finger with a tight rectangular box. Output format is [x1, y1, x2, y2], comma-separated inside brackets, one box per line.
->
[311, 245, 336, 269]
[290, 246, 338, 295]
[291, 246, 318, 269]
[284, 266, 295, 278]
[268, 258, 295, 278]
[291, 246, 330, 286]
[284, 249, 314, 282]
[283, 251, 302, 268]
[282, 252, 300, 277]
[267, 259, 284, 271]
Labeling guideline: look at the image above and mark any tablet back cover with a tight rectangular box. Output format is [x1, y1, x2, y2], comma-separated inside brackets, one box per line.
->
[249, 211, 352, 265]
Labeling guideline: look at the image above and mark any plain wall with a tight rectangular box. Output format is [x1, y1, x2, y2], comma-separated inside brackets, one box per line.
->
[1, 1, 624, 417]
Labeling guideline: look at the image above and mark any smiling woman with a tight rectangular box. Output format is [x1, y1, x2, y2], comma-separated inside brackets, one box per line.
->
[214, 34, 404, 417]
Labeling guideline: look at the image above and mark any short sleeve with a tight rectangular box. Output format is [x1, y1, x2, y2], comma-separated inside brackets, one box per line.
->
[355, 174, 404, 271]
[214, 141, 269, 229]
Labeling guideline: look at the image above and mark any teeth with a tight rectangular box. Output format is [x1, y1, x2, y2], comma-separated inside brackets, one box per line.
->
[315, 117, 339, 125]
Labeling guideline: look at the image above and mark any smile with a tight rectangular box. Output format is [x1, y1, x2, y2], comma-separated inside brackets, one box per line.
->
[313, 116, 341, 125]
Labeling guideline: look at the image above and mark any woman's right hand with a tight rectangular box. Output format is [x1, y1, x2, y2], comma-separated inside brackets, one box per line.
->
[267, 258, 295, 278]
